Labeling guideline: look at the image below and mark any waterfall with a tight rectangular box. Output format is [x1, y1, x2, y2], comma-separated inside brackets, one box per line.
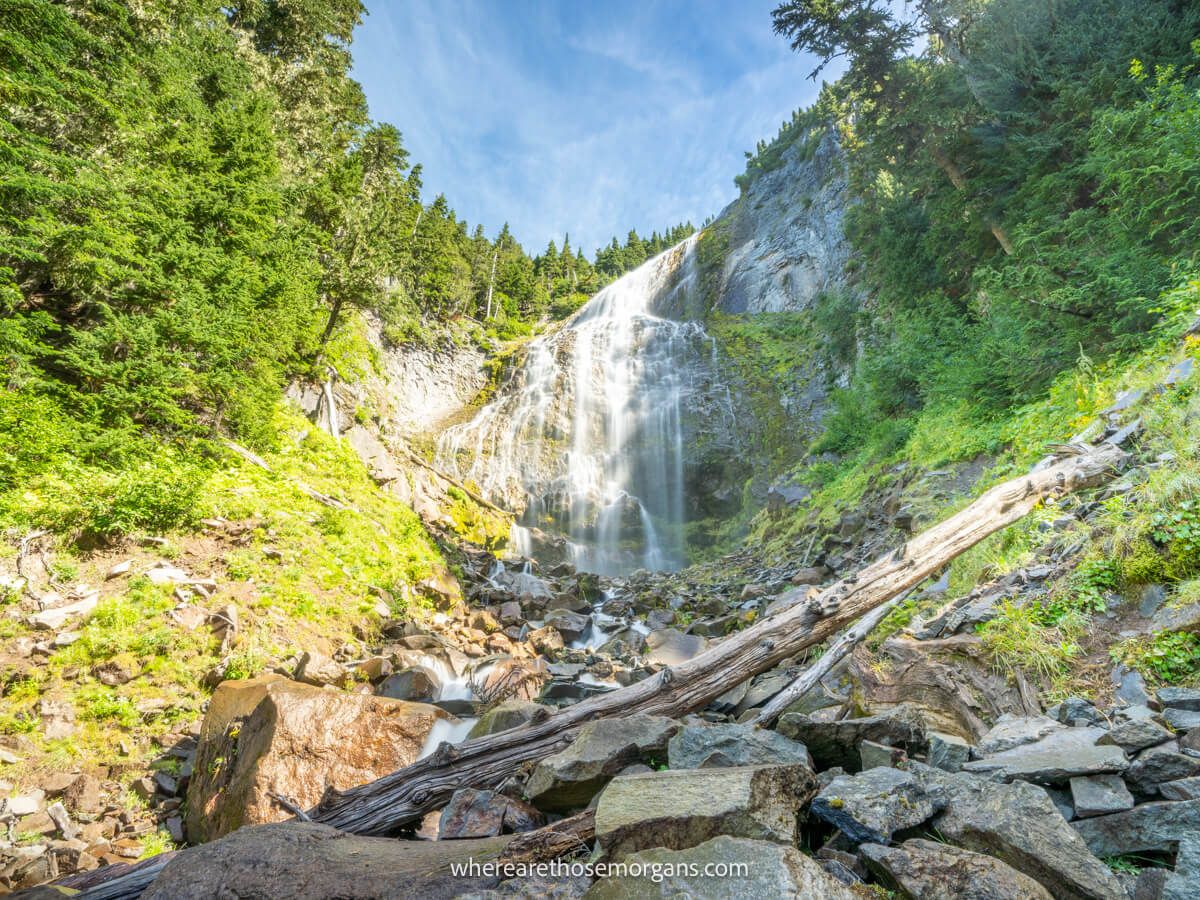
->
[437, 234, 729, 576]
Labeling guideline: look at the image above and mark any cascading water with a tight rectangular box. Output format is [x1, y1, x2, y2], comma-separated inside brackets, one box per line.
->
[437, 234, 731, 575]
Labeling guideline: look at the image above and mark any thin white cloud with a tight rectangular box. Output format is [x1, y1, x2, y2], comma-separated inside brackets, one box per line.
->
[352, 0, 832, 253]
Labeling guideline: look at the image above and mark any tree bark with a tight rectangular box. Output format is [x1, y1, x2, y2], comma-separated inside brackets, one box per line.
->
[308, 440, 1126, 835]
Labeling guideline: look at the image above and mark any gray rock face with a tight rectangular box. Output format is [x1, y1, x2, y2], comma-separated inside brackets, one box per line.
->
[1162, 707, 1200, 730]
[714, 132, 855, 317]
[1125, 746, 1200, 795]
[542, 609, 590, 643]
[811, 767, 947, 845]
[1098, 719, 1174, 753]
[525, 715, 679, 811]
[437, 788, 544, 839]
[583, 835, 858, 899]
[593, 764, 818, 859]
[1152, 602, 1200, 636]
[667, 723, 812, 770]
[977, 715, 1064, 754]
[859, 838, 1054, 900]
[1073, 799, 1200, 856]
[963, 726, 1127, 784]
[1069, 774, 1134, 818]
[141, 822, 512, 899]
[776, 707, 926, 771]
[934, 774, 1126, 900]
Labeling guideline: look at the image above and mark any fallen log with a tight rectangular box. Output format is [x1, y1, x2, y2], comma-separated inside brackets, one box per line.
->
[499, 808, 595, 864]
[308, 440, 1126, 835]
[752, 588, 913, 727]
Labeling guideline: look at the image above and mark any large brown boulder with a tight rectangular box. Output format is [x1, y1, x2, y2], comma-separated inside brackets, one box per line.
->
[185, 676, 449, 842]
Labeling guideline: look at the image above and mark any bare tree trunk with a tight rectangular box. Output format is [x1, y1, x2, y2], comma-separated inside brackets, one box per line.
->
[484, 250, 498, 320]
[308, 441, 1126, 835]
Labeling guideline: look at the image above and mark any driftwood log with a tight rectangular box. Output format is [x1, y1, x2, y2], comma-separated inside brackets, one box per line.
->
[309, 440, 1127, 835]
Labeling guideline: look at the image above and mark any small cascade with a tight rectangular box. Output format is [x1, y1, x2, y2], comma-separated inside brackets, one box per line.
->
[438, 235, 733, 575]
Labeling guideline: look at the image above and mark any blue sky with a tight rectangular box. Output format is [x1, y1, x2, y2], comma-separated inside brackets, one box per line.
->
[351, 0, 836, 256]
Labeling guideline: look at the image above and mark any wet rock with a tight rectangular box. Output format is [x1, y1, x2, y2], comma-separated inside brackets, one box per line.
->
[1159, 775, 1200, 801]
[584, 835, 857, 899]
[667, 722, 812, 770]
[525, 715, 679, 811]
[1069, 774, 1134, 818]
[977, 715, 1063, 754]
[642, 629, 706, 667]
[962, 726, 1126, 784]
[935, 772, 1126, 900]
[1098, 719, 1174, 753]
[594, 764, 818, 859]
[1073, 799, 1200, 856]
[141, 821, 512, 899]
[859, 838, 1053, 900]
[466, 700, 543, 739]
[927, 731, 970, 773]
[497, 601, 523, 626]
[776, 706, 926, 771]
[542, 609, 590, 643]
[811, 767, 946, 845]
[376, 666, 440, 702]
[527, 625, 564, 654]
[186, 675, 448, 842]
[1124, 746, 1200, 795]
[437, 788, 545, 839]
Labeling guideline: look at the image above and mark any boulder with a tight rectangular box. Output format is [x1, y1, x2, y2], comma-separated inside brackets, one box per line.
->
[1069, 774, 1134, 818]
[962, 726, 1126, 784]
[594, 764, 817, 859]
[1124, 746, 1200, 795]
[776, 706, 926, 771]
[293, 650, 348, 687]
[1162, 707, 1200, 730]
[525, 715, 679, 811]
[375, 667, 440, 702]
[811, 767, 947, 845]
[927, 731, 970, 773]
[859, 838, 1053, 900]
[141, 822, 512, 899]
[667, 723, 812, 770]
[542, 609, 590, 643]
[1152, 602, 1200, 635]
[584, 835, 857, 899]
[1072, 799, 1200, 856]
[186, 676, 448, 842]
[437, 788, 545, 839]
[1097, 719, 1174, 753]
[643, 628, 707, 667]
[466, 700, 543, 739]
[934, 773, 1126, 900]
[1047, 697, 1104, 727]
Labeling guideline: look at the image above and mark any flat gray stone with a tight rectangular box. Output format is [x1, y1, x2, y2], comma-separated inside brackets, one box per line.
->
[963, 726, 1126, 784]
[583, 835, 858, 899]
[977, 715, 1063, 754]
[1125, 746, 1200, 796]
[1098, 719, 1174, 753]
[526, 715, 679, 811]
[1073, 799, 1200, 856]
[1151, 602, 1200, 636]
[1159, 775, 1200, 801]
[593, 764, 818, 860]
[643, 629, 707, 667]
[667, 723, 812, 770]
[1069, 774, 1134, 818]
[859, 838, 1053, 900]
[1162, 707, 1200, 730]
[1159, 687, 1200, 712]
[776, 707, 926, 771]
[935, 774, 1126, 900]
[811, 767, 946, 845]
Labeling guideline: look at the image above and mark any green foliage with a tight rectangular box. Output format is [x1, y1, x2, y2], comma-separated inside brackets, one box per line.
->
[1114, 631, 1200, 685]
[1152, 499, 1200, 561]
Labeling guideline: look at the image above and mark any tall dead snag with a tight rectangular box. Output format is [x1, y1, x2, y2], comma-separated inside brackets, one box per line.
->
[310, 441, 1126, 835]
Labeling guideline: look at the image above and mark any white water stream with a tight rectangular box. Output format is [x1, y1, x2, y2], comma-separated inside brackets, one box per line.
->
[438, 235, 731, 575]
